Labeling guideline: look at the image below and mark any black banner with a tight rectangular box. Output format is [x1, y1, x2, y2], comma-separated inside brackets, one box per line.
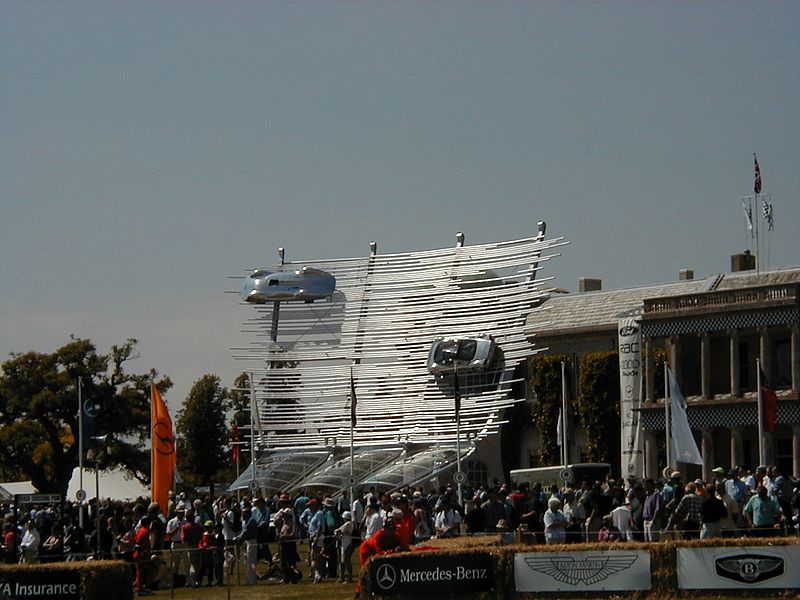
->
[0, 570, 81, 600]
[370, 552, 494, 596]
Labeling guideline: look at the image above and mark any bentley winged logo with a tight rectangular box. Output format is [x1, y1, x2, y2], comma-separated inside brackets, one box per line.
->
[524, 554, 639, 585]
[715, 554, 784, 584]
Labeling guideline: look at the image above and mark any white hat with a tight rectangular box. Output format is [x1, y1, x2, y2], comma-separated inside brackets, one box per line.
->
[342, 511, 352, 521]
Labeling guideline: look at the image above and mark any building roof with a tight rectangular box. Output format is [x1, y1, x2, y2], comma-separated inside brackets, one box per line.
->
[527, 266, 800, 337]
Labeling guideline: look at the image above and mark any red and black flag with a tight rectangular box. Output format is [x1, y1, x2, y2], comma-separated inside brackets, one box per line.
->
[753, 153, 762, 194]
[453, 369, 461, 419]
[231, 421, 240, 465]
[349, 366, 358, 428]
[759, 367, 777, 433]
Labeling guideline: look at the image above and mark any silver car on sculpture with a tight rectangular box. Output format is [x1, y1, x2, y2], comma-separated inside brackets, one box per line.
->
[241, 266, 336, 303]
[427, 335, 497, 376]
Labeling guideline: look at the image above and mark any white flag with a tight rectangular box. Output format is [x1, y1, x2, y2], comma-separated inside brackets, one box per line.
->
[742, 198, 754, 237]
[667, 367, 703, 465]
[556, 409, 563, 446]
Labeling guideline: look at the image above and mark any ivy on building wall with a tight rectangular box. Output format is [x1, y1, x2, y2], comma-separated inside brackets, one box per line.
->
[575, 351, 620, 463]
[529, 354, 569, 466]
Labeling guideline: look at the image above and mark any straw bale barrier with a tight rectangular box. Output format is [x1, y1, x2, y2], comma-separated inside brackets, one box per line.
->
[357, 537, 800, 600]
[0, 560, 132, 600]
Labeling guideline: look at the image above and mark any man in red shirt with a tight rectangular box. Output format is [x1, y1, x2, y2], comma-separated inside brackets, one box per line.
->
[133, 516, 153, 596]
[394, 497, 416, 549]
[359, 514, 406, 565]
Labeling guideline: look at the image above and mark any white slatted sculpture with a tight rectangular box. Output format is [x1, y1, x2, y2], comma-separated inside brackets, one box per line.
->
[232, 226, 566, 491]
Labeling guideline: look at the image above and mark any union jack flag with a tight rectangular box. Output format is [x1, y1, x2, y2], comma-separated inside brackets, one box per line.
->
[753, 153, 762, 194]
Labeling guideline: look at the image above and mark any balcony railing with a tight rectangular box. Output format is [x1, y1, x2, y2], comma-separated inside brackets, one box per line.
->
[644, 283, 799, 315]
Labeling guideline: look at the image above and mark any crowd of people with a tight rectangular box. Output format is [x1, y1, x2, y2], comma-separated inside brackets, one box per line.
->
[1, 463, 797, 596]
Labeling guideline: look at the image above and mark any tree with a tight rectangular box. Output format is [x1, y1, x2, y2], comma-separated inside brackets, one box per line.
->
[529, 354, 569, 466]
[176, 374, 228, 495]
[575, 351, 620, 465]
[0, 337, 170, 495]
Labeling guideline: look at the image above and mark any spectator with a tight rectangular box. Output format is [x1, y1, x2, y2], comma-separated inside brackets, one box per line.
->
[597, 515, 622, 542]
[273, 493, 302, 585]
[133, 515, 153, 596]
[334, 511, 354, 583]
[543, 498, 567, 545]
[434, 499, 461, 538]
[19, 520, 39, 563]
[666, 483, 702, 540]
[235, 507, 259, 586]
[359, 514, 404, 565]
[743, 485, 783, 537]
[700, 483, 727, 539]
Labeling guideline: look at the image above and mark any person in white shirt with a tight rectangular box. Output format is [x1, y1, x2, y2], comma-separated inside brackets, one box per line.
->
[20, 520, 40, 563]
[364, 503, 383, 540]
[610, 503, 633, 541]
[434, 499, 462, 538]
[334, 512, 354, 583]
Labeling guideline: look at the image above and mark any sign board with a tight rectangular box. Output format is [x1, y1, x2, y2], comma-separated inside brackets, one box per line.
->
[14, 494, 62, 505]
[677, 546, 800, 589]
[0, 570, 81, 600]
[515, 550, 651, 592]
[453, 471, 467, 484]
[346, 475, 358, 487]
[248, 480, 258, 492]
[370, 552, 494, 596]
[618, 318, 644, 479]
[75, 489, 87, 502]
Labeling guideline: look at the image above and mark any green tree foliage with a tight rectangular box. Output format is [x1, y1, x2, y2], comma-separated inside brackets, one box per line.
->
[529, 354, 568, 466]
[0, 338, 169, 494]
[575, 351, 620, 464]
[176, 374, 228, 493]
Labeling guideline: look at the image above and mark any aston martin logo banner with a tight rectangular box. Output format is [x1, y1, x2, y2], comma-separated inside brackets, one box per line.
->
[677, 546, 800, 589]
[618, 318, 644, 479]
[515, 550, 651, 592]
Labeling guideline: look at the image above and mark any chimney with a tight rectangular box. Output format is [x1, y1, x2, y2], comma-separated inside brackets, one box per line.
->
[579, 277, 602, 293]
[731, 250, 756, 273]
[679, 269, 694, 281]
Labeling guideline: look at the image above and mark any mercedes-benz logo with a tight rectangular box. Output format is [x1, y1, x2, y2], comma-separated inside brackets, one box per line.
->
[376, 563, 397, 590]
[83, 398, 97, 418]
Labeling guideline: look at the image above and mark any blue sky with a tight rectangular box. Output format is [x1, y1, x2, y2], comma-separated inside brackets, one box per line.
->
[2, 1, 798, 409]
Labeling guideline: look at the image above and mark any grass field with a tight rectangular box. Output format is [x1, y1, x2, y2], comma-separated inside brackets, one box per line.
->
[150, 577, 358, 600]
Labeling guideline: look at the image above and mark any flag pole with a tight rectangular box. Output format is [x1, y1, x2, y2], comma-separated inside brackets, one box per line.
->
[150, 381, 154, 504]
[349, 366, 355, 509]
[664, 363, 671, 470]
[249, 372, 257, 490]
[561, 361, 568, 465]
[78, 377, 84, 528]
[454, 365, 462, 508]
[756, 358, 764, 466]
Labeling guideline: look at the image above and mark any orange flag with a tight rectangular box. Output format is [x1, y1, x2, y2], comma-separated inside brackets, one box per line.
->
[151, 384, 176, 510]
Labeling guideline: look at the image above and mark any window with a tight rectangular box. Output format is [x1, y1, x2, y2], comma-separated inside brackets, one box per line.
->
[466, 460, 489, 488]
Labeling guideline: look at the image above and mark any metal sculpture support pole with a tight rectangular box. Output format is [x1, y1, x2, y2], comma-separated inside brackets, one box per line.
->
[249, 372, 257, 488]
[561, 361, 568, 466]
[664, 362, 671, 471]
[456, 409, 462, 507]
[455, 364, 462, 508]
[757, 358, 765, 466]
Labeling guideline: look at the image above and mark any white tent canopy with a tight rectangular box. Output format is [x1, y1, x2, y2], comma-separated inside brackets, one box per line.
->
[68, 467, 149, 502]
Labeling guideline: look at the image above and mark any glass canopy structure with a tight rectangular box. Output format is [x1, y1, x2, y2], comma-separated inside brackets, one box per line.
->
[231, 224, 565, 494]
